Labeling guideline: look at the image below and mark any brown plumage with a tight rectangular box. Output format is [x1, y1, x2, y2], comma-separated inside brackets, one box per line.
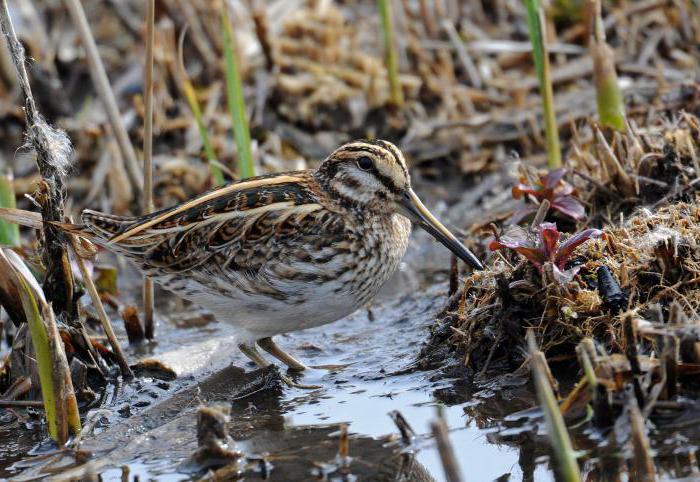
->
[75, 140, 483, 386]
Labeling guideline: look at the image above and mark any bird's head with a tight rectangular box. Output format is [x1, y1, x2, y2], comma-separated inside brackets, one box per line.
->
[316, 140, 484, 270]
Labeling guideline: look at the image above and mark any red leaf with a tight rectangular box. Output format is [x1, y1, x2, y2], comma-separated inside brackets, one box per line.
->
[508, 204, 538, 225]
[512, 183, 540, 200]
[489, 234, 547, 267]
[538, 223, 561, 261]
[552, 195, 586, 220]
[543, 168, 568, 189]
[554, 229, 603, 268]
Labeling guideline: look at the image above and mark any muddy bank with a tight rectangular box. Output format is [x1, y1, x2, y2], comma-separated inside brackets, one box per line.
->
[3, 273, 538, 481]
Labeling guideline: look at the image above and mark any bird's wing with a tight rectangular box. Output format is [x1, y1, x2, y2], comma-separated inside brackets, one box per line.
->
[81, 171, 338, 274]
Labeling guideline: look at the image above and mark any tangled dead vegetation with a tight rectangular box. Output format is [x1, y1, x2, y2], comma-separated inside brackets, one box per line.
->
[428, 110, 700, 374]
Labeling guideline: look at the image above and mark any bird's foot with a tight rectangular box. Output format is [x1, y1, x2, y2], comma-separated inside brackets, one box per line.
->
[279, 372, 321, 390]
[309, 363, 351, 371]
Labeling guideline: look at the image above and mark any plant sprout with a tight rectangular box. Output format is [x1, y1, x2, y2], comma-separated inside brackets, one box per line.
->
[490, 222, 603, 281]
[511, 168, 586, 224]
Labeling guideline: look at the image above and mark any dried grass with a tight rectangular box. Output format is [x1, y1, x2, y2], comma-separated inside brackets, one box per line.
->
[437, 112, 700, 372]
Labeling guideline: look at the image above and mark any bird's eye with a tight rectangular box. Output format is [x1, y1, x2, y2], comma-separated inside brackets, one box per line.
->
[357, 156, 373, 171]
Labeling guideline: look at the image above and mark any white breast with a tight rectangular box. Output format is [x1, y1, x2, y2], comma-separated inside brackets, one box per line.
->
[154, 213, 412, 343]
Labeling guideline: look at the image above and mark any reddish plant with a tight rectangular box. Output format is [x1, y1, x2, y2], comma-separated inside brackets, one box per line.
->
[489, 222, 603, 280]
[511, 168, 586, 224]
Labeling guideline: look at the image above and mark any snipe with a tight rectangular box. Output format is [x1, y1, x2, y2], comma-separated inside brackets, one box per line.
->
[78, 140, 483, 386]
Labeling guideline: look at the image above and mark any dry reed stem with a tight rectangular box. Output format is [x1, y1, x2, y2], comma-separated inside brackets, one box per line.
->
[628, 395, 657, 481]
[142, 0, 155, 339]
[63, 0, 143, 196]
[0, 0, 75, 318]
[67, 232, 134, 379]
[431, 414, 463, 482]
[442, 19, 481, 89]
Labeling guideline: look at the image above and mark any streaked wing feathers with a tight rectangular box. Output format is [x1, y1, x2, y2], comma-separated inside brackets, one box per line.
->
[81, 171, 331, 274]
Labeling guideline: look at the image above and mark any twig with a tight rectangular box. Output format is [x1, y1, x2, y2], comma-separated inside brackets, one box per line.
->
[63, 0, 143, 196]
[530, 198, 551, 231]
[0, 0, 75, 318]
[142, 0, 155, 339]
[448, 254, 458, 297]
[67, 232, 134, 379]
[431, 412, 463, 482]
[441, 19, 481, 88]
[388, 410, 416, 445]
[627, 392, 656, 481]
[0, 399, 44, 408]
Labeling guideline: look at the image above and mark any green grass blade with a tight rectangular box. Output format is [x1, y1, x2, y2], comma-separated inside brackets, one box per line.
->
[528, 331, 581, 481]
[0, 171, 20, 246]
[524, 0, 562, 168]
[16, 274, 59, 440]
[182, 81, 226, 186]
[178, 27, 225, 186]
[221, 9, 255, 179]
[377, 0, 404, 107]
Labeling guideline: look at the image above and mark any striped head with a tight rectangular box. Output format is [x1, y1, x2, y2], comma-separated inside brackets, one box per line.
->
[315, 139, 410, 212]
[315, 140, 484, 270]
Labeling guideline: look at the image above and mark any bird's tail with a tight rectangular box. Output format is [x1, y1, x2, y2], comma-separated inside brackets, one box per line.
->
[0, 207, 138, 246]
[80, 209, 142, 241]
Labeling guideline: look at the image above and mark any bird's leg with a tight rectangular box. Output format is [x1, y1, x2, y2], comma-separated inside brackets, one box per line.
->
[257, 337, 309, 372]
[239, 342, 319, 390]
[238, 343, 272, 369]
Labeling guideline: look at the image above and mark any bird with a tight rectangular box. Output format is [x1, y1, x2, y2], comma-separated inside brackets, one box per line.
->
[76, 139, 483, 386]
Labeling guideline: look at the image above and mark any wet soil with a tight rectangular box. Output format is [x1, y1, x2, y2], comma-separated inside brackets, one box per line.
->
[1, 242, 551, 481]
[4, 182, 700, 481]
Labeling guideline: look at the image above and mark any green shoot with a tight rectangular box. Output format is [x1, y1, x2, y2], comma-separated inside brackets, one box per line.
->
[0, 171, 19, 246]
[221, 8, 255, 179]
[528, 331, 581, 481]
[12, 261, 80, 443]
[588, 0, 625, 131]
[178, 29, 225, 186]
[524, 0, 562, 168]
[377, 0, 404, 107]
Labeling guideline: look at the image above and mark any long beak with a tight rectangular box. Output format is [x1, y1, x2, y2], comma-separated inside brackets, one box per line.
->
[398, 190, 484, 271]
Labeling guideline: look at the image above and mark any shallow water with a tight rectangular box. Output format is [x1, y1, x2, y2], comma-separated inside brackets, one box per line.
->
[4, 193, 700, 481]
[0, 253, 555, 481]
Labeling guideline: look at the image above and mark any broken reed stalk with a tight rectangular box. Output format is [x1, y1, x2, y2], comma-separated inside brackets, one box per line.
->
[530, 198, 551, 231]
[142, 0, 155, 339]
[527, 331, 581, 482]
[177, 29, 225, 186]
[622, 313, 645, 407]
[338, 423, 350, 475]
[0, 0, 75, 318]
[0, 170, 19, 246]
[524, 0, 562, 168]
[586, 0, 625, 131]
[576, 341, 612, 427]
[67, 233, 134, 379]
[221, 7, 255, 179]
[63, 0, 143, 196]
[627, 393, 656, 481]
[15, 270, 80, 444]
[377, 0, 404, 107]
[441, 20, 481, 89]
[663, 336, 678, 399]
[448, 254, 458, 297]
[431, 409, 463, 482]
